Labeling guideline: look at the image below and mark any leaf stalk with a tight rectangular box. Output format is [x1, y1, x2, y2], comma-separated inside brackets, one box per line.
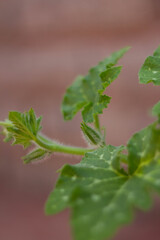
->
[94, 115, 101, 132]
[35, 134, 93, 156]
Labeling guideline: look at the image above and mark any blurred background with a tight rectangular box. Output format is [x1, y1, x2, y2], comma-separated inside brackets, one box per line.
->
[0, 0, 160, 239]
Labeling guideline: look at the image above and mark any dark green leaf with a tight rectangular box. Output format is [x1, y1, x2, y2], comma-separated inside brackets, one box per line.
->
[127, 123, 160, 174]
[45, 145, 126, 216]
[62, 47, 130, 123]
[139, 46, 160, 85]
[45, 146, 155, 240]
[46, 119, 160, 240]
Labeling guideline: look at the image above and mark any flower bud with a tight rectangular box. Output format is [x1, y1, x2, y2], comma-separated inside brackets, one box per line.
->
[81, 122, 105, 147]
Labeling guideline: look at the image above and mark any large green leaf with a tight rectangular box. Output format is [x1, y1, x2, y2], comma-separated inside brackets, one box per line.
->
[45, 122, 160, 240]
[139, 46, 160, 85]
[45, 145, 126, 215]
[62, 47, 130, 123]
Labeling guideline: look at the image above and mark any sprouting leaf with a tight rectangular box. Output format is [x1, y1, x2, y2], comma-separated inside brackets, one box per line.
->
[45, 121, 160, 240]
[0, 108, 42, 148]
[23, 148, 49, 164]
[62, 47, 130, 123]
[139, 46, 160, 85]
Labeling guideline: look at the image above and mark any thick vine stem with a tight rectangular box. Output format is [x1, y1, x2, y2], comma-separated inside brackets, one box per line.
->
[35, 134, 93, 155]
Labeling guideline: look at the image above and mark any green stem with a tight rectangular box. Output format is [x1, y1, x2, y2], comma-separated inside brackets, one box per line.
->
[94, 115, 101, 132]
[35, 134, 93, 156]
[0, 121, 13, 127]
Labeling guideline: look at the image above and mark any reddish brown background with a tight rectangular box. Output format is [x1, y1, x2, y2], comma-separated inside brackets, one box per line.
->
[0, 1, 160, 240]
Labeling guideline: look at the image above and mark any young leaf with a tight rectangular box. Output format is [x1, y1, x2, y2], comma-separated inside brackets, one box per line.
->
[23, 148, 49, 164]
[62, 47, 130, 123]
[139, 46, 160, 85]
[2, 108, 42, 148]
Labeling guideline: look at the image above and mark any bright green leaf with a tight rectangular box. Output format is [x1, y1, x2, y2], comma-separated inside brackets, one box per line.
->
[62, 47, 130, 123]
[1, 108, 42, 148]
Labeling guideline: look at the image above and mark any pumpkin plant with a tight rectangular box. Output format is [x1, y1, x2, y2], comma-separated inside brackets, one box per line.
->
[1, 46, 160, 240]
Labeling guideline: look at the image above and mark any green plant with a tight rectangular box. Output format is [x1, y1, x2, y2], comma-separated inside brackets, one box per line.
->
[1, 46, 160, 240]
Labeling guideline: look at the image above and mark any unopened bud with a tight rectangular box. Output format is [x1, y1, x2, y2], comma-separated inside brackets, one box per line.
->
[81, 122, 105, 147]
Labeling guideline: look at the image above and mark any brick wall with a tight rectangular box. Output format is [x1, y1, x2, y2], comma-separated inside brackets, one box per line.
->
[0, 0, 156, 40]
